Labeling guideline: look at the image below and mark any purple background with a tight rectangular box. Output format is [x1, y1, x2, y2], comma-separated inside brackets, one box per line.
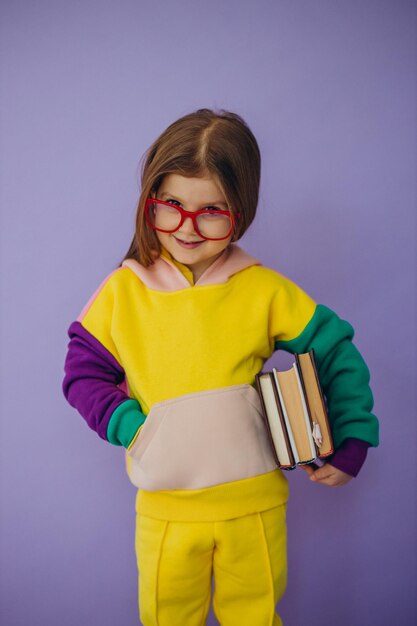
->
[1, 1, 416, 624]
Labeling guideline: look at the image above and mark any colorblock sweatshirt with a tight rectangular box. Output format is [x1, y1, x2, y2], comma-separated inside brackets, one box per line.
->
[62, 243, 378, 521]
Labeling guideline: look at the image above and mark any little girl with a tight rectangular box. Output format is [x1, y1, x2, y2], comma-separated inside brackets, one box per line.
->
[62, 108, 379, 626]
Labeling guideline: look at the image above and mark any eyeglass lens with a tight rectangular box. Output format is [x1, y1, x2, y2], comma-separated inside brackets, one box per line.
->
[148, 202, 233, 239]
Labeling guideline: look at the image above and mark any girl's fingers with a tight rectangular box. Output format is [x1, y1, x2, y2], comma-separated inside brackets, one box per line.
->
[299, 464, 315, 476]
[310, 464, 334, 481]
[301, 462, 352, 487]
[310, 464, 353, 487]
[300, 462, 320, 477]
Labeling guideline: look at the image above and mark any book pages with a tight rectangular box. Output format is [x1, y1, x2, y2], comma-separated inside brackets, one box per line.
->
[276, 369, 315, 462]
[259, 376, 292, 467]
[272, 369, 299, 463]
[297, 352, 333, 456]
[292, 363, 317, 460]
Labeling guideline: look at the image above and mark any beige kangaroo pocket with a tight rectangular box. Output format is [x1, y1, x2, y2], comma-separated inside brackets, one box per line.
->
[126, 384, 278, 491]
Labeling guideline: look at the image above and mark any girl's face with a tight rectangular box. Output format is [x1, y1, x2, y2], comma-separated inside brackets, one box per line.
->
[153, 173, 234, 282]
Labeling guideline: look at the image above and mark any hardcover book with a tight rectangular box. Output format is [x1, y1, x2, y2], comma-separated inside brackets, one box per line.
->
[254, 350, 334, 470]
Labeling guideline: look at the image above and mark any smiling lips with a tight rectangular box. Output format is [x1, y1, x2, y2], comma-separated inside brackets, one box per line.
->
[174, 236, 204, 249]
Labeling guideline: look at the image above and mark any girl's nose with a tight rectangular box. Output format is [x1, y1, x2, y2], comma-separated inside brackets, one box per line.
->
[179, 216, 196, 233]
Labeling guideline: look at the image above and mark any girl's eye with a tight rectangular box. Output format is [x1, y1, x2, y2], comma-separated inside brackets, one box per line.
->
[164, 199, 223, 212]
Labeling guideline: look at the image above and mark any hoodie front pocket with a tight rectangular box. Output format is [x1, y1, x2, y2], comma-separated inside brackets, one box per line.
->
[126, 384, 278, 491]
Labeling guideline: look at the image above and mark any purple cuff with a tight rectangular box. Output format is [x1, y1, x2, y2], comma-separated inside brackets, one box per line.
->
[325, 438, 371, 477]
[62, 321, 130, 440]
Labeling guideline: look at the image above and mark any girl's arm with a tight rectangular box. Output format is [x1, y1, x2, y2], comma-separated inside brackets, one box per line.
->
[270, 278, 379, 479]
[62, 275, 146, 449]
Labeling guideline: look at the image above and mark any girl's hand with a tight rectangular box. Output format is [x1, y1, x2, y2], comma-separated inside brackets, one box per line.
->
[300, 462, 353, 487]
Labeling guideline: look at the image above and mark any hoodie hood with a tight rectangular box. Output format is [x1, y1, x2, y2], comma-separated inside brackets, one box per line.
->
[121, 243, 261, 291]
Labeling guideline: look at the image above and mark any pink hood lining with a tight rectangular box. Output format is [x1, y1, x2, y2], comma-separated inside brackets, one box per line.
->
[121, 243, 261, 291]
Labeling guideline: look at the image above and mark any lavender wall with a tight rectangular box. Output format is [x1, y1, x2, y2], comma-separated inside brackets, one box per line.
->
[1, 1, 416, 624]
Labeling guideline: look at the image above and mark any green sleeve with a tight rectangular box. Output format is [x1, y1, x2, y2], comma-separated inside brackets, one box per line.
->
[107, 399, 146, 448]
[274, 304, 379, 450]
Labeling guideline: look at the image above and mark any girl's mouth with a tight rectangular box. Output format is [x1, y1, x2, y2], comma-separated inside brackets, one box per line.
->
[174, 236, 204, 249]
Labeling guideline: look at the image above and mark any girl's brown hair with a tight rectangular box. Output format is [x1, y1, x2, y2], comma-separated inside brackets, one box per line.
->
[119, 108, 261, 267]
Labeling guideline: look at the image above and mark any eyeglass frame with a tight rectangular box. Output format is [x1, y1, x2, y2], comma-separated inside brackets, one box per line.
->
[144, 197, 241, 241]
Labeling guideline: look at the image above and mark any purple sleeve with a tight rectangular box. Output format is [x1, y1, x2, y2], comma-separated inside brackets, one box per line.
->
[62, 320, 130, 440]
[325, 438, 371, 477]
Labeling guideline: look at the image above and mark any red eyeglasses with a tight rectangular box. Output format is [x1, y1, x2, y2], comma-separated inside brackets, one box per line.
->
[145, 198, 240, 241]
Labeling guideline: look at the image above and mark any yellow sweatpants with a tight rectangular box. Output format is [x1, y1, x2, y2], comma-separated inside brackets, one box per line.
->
[135, 504, 287, 626]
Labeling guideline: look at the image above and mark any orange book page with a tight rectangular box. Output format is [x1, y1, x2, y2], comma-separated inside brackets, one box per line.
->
[276, 369, 313, 462]
[298, 354, 333, 455]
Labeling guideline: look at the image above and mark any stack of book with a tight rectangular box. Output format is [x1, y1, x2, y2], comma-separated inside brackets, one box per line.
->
[255, 349, 333, 470]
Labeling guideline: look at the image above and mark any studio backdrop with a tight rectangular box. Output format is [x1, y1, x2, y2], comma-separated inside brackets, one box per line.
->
[1, 1, 416, 625]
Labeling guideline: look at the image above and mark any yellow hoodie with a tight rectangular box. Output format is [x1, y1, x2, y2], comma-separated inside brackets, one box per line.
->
[63, 243, 378, 521]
